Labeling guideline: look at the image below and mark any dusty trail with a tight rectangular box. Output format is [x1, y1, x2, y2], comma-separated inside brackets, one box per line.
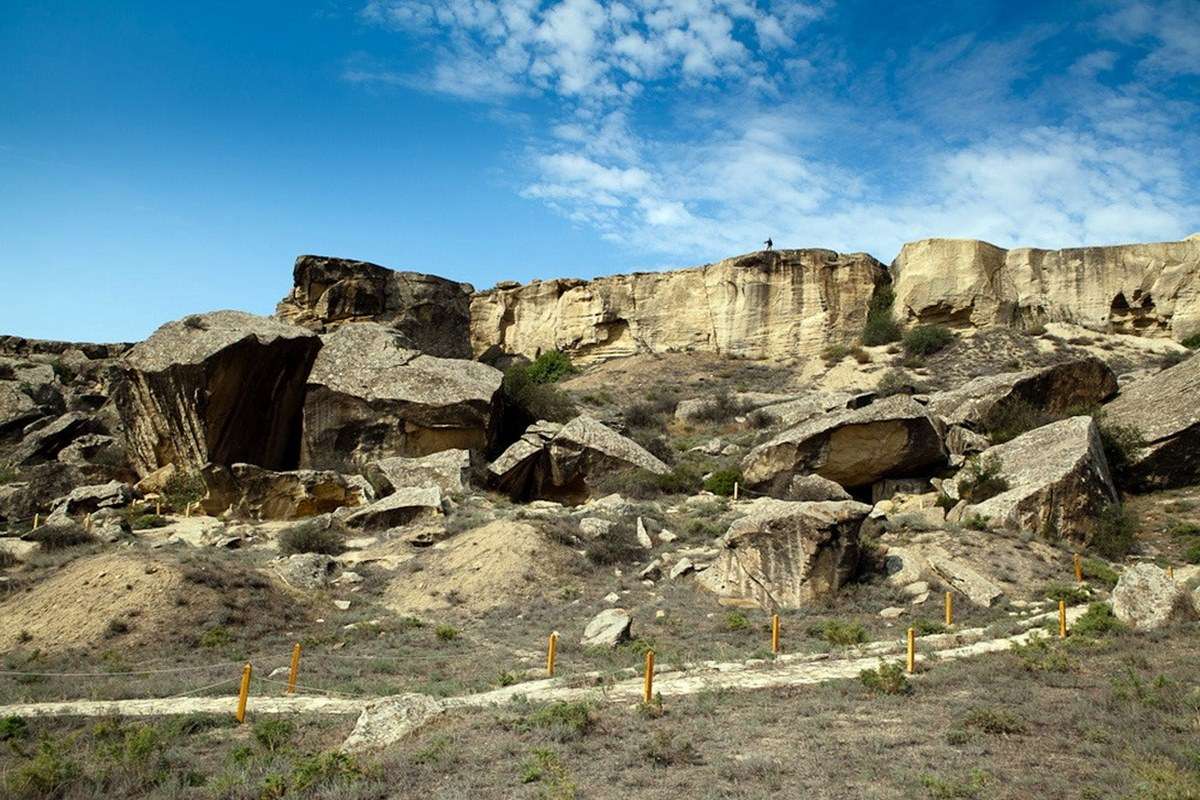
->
[0, 605, 1084, 751]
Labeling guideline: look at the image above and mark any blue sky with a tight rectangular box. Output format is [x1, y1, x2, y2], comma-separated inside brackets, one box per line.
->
[2, 0, 1197, 342]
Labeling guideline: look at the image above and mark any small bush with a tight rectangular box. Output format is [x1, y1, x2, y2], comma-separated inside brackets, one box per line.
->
[524, 350, 578, 384]
[199, 626, 232, 648]
[724, 612, 750, 632]
[876, 368, 922, 398]
[1091, 502, 1137, 560]
[104, 618, 131, 638]
[0, 466, 18, 484]
[502, 363, 577, 423]
[435, 624, 460, 641]
[1184, 540, 1200, 565]
[278, 520, 344, 556]
[862, 287, 901, 346]
[1072, 602, 1123, 638]
[912, 618, 948, 636]
[584, 520, 643, 565]
[27, 522, 94, 552]
[6, 738, 81, 798]
[519, 701, 594, 742]
[291, 751, 362, 792]
[690, 391, 746, 424]
[1041, 582, 1090, 606]
[0, 715, 28, 742]
[810, 620, 868, 646]
[0, 550, 17, 569]
[983, 399, 1055, 443]
[821, 344, 851, 364]
[654, 463, 703, 495]
[1080, 558, 1119, 588]
[961, 706, 1027, 735]
[703, 468, 741, 497]
[162, 469, 206, 513]
[1011, 634, 1072, 673]
[859, 660, 910, 695]
[956, 455, 1008, 504]
[903, 324, 955, 356]
[1097, 418, 1145, 479]
[253, 719, 295, 752]
[642, 730, 704, 767]
[963, 513, 990, 531]
[1169, 521, 1200, 538]
[1182, 333, 1200, 350]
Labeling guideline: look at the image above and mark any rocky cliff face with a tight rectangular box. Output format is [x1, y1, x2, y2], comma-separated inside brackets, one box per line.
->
[276, 255, 474, 359]
[469, 249, 889, 363]
[892, 236, 1200, 340]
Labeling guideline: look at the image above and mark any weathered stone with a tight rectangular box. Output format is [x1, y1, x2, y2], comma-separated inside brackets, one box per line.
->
[636, 517, 653, 548]
[785, 474, 854, 501]
[219, 464, 369, 520]
[342, 694, 446, 752]
[0, 381, 41, 437]
[471, 249, 889, 364]
[578, 517, 612, 539]
[276, 255, 473, 358]
[884, 543, 1006, 607]
[344, 486, 442, 531]
[697, 499, 871, 609]
[871, 478, 930, 504]
[51, 481, 132, 515]
[301, 323, 502, 470]
[364, 449, 472, 497]
[273, 552, 337, 589]
[488, 416, 668, 501]
[162, 517, 230, 548]
[6, 411, 96, 466]
[1103, 354, 1200, 489]
[945, 425, 991, 457]
[114, 311, 320, 476]
[669, 558, 695, 579]
[638, 559, 663, 581]
[945, 416, 1118, 542]
[892, 236, 1200, 339]
[580, 608, 633, 647]
[1112, 564, 1193, 630]
[927, 357, 1118, 429]
[742, 395, 947, 493]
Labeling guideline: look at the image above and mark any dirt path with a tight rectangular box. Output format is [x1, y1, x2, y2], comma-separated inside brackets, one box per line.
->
[0, 605, 1085, 752]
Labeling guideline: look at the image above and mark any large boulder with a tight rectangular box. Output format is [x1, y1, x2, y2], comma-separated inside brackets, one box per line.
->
[0, 381, 44, 439]
[580, 608, 633, 648]
[697, 499, 871, 609]
[1103, 354, 1200, 489]
[50, 480, 132, 516]
[487, 416, 669, 501]
[344, 486, 443, 531]
[927, 357, 1118, 429]
[114, 311, 320, 476]
[1112, 564, 1193, 630]
[5, 412, 97, 466]
[206, 463, 370, 520]
[944, 416, 1118, 541]
[363, 449, 472, 497]
[300, 323, 502, 470]
[741, 395, 947, 494]
[276, 254, 473, 358]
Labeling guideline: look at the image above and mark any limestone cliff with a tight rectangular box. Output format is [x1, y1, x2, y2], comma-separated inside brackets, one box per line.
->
[892, 236, 1200, 340]
[469, 249, 889, 363]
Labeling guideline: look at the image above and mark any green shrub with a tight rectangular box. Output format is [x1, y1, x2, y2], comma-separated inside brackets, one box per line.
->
[435, 624, 460, 641]
[0, 466, 18, 484]
[810, 620, 868, 646]
[912, 618, 948, 636]
[859, 660, 910, 695]
[0, 550, 17, 569]
[956, 455, 1009, 504]
[1072, 602, 1124, 638]
[1096, 417, 1145, 479]
[524, 350, 578, 384]
[1169, 521, 1200, 538]
[199, 626, 232, 648]
[903, 324, 955, 355]
[821, 344, 851, 364]
[0, 715, 28, 742]
[690, 391, 746, 423]
[1182, 333, 1200, 350]
[654, 463, 703, 495]
[519, 701, 594, 742]
[5, 738, 81, 798]
[253, 719, 295, 752]
[724, 612, 750, 632]
[982, 399, 1055, 443]
[1185, 541, 1200, 565]
[1011, 634, 1073, 673]
[162, 469, 206, 512]
[291, 751, 362, 791]
[27, 522, 94, 552]
[502, 364, 576, 423]
[641, 730, 704, 767]
[862, 287, 902, 346]
[278, 520, 344, 556]
[1091, 502, 1137, 560]
[1041, 582, 1090, 606]
[1080, 558, 1119, 588]
[624, 402, 662, 429]
[876, 368, 923, 398]
[583, 520, 643, 565]
[703, 468, 741, 497]
[963, 513, 990, 531]
[961, 706, 1027, 735]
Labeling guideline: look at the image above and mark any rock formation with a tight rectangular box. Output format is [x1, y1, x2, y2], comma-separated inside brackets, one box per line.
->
[471, 249, 889, 363]
[1112, 564, 1194, 630]
[944, 416, 1118, 541]
[892, 236, 1200, 340]
[1103, 354, 1200, 490]
[698, 499, 871, 609]
[741, 395, 947, 494]
[300, 323, 502, 470]
[114, 311, 320, 477]
[276, 255, 473, 358]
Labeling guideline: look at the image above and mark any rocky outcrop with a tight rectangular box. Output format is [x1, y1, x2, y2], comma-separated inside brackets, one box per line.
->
[927, 357, 1118, 429]
[1112, 564, 1193, 630]
[581, 608, 633, 647]
[276, 255, 473, 358]
[114, 311, 320, 476]
[944, 416, 1118, 541]
[698, 499, 870, 609]
[892, 236, 1200, 340]
[344, 486, 443, 531]
[364, 449, 472, 497]
[198, 463, 370, 520]
[741, 395, 947, 493]
[471, 249, 889, 363]
[300, 323, 502, 470]
[487, 416, 669, 501]
[1103, 354, 1200, 489]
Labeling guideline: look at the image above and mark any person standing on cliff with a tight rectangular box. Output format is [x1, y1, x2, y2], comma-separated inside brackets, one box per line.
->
[764, 237, 773, 251]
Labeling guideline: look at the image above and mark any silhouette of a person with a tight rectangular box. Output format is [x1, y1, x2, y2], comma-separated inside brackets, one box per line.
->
[764, 238, 773, 251]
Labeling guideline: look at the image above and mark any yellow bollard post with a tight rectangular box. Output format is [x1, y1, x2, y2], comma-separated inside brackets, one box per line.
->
[733, 482, 739, 501]
[236, 663, 252, 723]
[770, 614, 781, 654]
[155, 501, 161, 516]
[1167, 565, 1175, 580]
[32, 513, 39, 530]
[1058, 600, 1067, 639]
[642, 649, 655, 704]
[906, 627, 916, 674]
[1073, 553, 1083, 582]
[286, 643, 302, 695]
[944, 591, 953, 627]
[185, 502, 192, 518]
[84, 513, 93, 532]
[546, 632, 558, 678]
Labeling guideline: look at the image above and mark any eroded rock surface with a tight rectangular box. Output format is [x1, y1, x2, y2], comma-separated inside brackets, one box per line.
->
[114, 311, 320, 476]
[471, 249, 889, 363]
[1112, 564, 1194, 630]
[742, 395, 946, 493]
[698, 499, 871, 609]
[1103, 354, 1200, 489]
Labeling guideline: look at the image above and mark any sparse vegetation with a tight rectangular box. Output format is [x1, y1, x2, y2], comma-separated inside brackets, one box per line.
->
[1072, 602, 1123, 638]
[1182, 333, 1200, 350]
[26, 521, 94, 552]
[862, 286, 901, 346]
[1092, 502, 1138, 560]
[961, 706, 1027, 735]
[859, 660, 910, 695]
[810, 619, 868, 646]
[502, 354, 578, 423]
[702, 467, 741, 497]
[903, 324, 955, 356]
[876, 368, 924, 397]
[278, 519, 344, 556]
[162, 469, 206, 513]
[955, 455, 1009, 504]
